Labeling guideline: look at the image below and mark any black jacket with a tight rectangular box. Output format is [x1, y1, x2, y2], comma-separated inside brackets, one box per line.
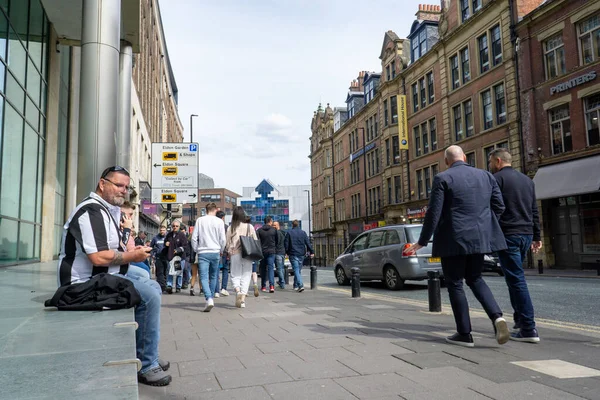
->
[418, 161, 507, 257]
[493, 166, 541, 241]
[257, 224, 278, 255]
[285, 227, 314, 257]
[164, 230, 188, 261]
[275, 230, 286, 255]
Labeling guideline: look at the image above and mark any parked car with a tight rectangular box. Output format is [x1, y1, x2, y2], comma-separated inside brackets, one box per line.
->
[333, 224, 443, 290]
[483, 253, 504, 276]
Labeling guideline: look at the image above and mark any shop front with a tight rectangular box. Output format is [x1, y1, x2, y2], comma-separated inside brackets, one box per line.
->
[533, 155, 600, 268]
[406, 206, 428, 224]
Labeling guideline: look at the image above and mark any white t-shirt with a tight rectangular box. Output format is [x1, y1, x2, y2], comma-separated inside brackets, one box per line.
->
[191, 215, 226, 254]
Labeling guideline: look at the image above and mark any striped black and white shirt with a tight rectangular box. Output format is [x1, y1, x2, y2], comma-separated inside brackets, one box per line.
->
[57, 192, 127, 286]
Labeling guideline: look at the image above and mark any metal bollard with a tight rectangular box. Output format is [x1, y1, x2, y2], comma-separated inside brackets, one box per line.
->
[310, 266, 317, 289]
[427, 271, 442, 312]
[538, 259, 544, 274]
[351, 267, 361, 298]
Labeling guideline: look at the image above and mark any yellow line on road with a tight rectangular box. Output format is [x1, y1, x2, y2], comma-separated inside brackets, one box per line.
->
[320, 285, 600, 335]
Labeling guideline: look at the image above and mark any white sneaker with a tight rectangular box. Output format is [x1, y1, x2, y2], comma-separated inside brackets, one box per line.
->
[240, 301, 246, 308]
[235, 292, 243, 308]
[214, 293, 220, 298]
[203, 298, 214, 312]
[220, 289, 230, 296]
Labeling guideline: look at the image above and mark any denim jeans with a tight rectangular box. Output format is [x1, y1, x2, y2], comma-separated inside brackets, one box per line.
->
[128, 263, 150, 279]
[290, 255, 304, 289]
[198, 253, 220, 300]
[441, 254, 503, 335]
[120, 273, 162, 374]
[274, 254, 285, 288]
[130, 261, 151, 275]
[182, 260, 191, 286]
[259, 254, 276, 288]
[214, 255, 230, 293]
[498, 234, 536, 332]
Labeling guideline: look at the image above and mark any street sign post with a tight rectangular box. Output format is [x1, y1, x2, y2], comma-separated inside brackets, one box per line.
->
[151, 143, 199, 204]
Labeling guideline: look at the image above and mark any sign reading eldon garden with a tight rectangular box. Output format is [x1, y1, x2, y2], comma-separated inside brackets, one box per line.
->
[151, 143, 199, 204]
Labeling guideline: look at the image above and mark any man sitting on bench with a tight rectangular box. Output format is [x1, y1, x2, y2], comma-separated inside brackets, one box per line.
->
[56, 166, 171, 387]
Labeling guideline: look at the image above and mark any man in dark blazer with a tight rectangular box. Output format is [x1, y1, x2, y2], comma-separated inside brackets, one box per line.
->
[406, 145, 509, 347]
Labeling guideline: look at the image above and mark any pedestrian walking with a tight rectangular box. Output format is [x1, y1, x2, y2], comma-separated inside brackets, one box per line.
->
[214, 210, 230, 298]
[245, 216, 260, 297]
[273, 221, 287, 289]
[226, 206, 257, 308]
[406, 145, 510, 348]
[284, 220, 314, 292]
[489, 148, 542, 343]
[191, 202, 226, 312]
[150, 226, 168, 293]
[257, 216, 278, 293]
[164, 220, 188, 293]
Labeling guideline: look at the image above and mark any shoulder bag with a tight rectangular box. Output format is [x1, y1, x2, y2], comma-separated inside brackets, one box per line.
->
[240, 224, 263, 261]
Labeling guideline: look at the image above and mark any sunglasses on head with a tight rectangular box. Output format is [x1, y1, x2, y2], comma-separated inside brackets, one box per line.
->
[101, 165, 130, 179]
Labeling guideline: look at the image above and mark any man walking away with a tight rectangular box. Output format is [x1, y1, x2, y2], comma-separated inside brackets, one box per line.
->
[273, 221, 287, 289]
[256, 216, 278, 293]
[150, 225, 168, 293]
[191, 202, 226, 312]
[406, 145, 510, 348]
[164, 220, 188, 293]
[284, 220, 314, 293]
[214, 210, 230, 297]
[489, 148, 541, 343]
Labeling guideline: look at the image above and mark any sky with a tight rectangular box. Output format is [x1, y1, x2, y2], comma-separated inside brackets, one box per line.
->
[160, 0, 426, 195]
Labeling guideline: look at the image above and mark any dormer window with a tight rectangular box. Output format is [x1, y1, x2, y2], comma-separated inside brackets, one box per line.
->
[391, 60, 396, 78]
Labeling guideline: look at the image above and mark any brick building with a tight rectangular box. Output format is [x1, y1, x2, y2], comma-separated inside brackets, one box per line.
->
[516, 0, 600, 268]
[309, 0, 544, 265]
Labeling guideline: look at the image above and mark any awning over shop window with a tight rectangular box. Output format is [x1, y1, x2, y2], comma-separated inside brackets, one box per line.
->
[533, 155, 600, 200]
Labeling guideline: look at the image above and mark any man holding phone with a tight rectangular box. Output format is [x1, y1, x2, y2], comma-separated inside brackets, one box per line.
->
[56, 166, 171, 386]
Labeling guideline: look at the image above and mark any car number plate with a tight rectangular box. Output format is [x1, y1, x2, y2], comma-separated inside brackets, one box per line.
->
[428, 257, 441, 263]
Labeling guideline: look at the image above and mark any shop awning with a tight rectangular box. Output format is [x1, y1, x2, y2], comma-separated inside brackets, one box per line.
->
[533, 155, 600, 200]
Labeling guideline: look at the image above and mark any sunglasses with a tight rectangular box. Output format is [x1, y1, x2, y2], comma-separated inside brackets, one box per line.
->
[101, 165, 130, 179]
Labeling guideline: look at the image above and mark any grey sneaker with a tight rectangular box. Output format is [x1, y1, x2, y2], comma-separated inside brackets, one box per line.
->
[138, 366, 172, 386]
[158, 359, 170, 371]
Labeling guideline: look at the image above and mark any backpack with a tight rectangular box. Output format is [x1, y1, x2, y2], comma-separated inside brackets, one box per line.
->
[44, 273, 141, 311]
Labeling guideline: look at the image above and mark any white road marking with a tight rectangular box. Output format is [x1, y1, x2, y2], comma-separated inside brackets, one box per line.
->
[511, 360, 600, 379]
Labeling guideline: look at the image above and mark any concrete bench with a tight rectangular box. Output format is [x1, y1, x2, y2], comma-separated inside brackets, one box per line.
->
[0, 262, 139, 399]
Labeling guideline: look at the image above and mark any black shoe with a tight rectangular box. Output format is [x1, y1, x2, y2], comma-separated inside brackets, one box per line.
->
[181, 284, 189, 289]
[158, 359, 170, 371]
[298, 286, 305, 293]
[166, 286, 173, 294]
[510, 328, 540, 343]
[445, 332, 474, 348]
[190, 288, 195, 296]
[176, 288, 181, 293]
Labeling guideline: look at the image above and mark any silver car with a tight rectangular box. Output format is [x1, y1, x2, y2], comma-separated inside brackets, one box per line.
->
[333, 224, 443, 290]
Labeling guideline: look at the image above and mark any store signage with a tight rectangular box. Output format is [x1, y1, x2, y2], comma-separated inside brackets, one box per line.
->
[363, 222, 379, 231]
[151, 142, 199, 204]
[550, 71, 597, 95]
[349, 142, 376, 162]
[407, 206, 428, 219]
[398, 95, 409, 150]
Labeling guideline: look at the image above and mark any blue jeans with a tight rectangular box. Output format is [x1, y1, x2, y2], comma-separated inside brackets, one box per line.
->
[130, 262, 150, 275]
[167, 260, 185, 289]
[441, 254, 503, 335]
[259, 254, 276, 288]
[182, 260, 191, 286]
[498, 234, 536, 332]
[198, 253, 220, 300]
[214, 256, 230, 293]
[275, 255, 285, 288]
[290, 255, 304, 289]
[120, 273, 162, 374]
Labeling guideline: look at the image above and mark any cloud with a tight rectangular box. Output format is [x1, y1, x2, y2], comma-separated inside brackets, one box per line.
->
[255, 113, 304, 143]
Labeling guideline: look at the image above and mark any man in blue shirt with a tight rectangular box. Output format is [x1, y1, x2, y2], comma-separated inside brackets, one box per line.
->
[284, 220, 314, 292]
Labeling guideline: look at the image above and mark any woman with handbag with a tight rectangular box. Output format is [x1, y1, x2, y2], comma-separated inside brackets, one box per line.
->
[226, 207, 261, 308]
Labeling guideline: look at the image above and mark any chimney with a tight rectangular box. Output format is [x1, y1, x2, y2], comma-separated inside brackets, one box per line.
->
[415, 3, 442, 21]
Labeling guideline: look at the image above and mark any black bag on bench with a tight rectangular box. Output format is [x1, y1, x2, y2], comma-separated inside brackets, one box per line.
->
[45, 273, 141, 311]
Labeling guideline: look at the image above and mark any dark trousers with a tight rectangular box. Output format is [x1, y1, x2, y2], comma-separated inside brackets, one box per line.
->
[260, 254, 276, 288]
[154, 257, 168, 291]
[498, 234, 536, 332]
[441, 254, 503, 335]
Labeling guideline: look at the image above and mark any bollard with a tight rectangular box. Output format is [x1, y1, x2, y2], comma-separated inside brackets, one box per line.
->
[351, 267, 361, 298]
[538, 259, 544, 274]
[310, 266, 317, 289]
[427, 271, 442, 312]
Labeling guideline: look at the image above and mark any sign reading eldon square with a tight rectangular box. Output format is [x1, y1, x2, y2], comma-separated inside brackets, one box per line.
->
[151, 143, 199, 204]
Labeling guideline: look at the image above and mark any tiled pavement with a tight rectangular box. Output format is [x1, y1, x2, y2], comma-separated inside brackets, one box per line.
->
[140, 280, 600, 400]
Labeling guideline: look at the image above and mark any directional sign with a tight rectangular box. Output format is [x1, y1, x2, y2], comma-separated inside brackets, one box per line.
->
[151, 142, 199, 204]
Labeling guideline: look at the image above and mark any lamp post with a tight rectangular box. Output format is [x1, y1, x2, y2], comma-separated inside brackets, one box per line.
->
[190, 114, 198, 226]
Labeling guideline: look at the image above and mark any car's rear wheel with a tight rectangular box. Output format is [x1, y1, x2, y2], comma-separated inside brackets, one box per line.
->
[335, 266, 350, 286]
[383, 265, 404, 290]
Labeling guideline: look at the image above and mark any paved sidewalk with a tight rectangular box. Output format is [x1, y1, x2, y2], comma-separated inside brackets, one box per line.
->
[140, 278, 600, 400]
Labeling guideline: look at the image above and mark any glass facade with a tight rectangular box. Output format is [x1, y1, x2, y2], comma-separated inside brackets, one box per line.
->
[240, 180, 300, 232]
[0, 0, 49, 265]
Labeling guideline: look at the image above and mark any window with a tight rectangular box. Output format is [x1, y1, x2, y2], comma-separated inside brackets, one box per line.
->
[424, 166, 431, 197]
[414, 126, 421, 158]
[391, 96, 398, 124]
[494, 83, 506, 125]
[348, 100, 355, 118]
[417, 169, 423, 199]
[326, 149, 331, 167]
[387, 177, 392, 205]
[421, 122, 429, 155]
[544, 34, 566, 79]
[490, 25, 502, 66]
[412, 28, 428, 62]
[473, 0, 482, 12]
[429, 118, 437, 151]
[366, 149, 379, 178]
[416, 166, 438, 199]
[352, 233, 367, 251]
[461, 0, 470, 22]
[478, 33, 489, 73]
[461, 47, 470, 83]
[419, 78, 426, 108]
[451, 55, 460, 89]
[386, 65, 391, 81]
[391, 60, 396, 78]
[466, 152, 476, 167]
[481, 89, 493, 130]
[351, 194, 362, 218]
[484, 142, 509, 171]
[368, 230, 385, 248]
[394, 175, 402, 204]
[385, 138, 390, 166]
[392, 136, 400, 164]
[326, 175, 332, 196]
[427, 72, 434, 103]
[585, 94, 600, 146]
[384, 230, 401, 246]
[549, 105, 572, 155]
[384, 99, 389, 126]
[578, 14, 600, 64]
[412, 84, 419, 113]
[453, 104, 463, 142]
[367, 187, 381, 215]
[464, 99, 474, 138]
[350, 160, 360, 184]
